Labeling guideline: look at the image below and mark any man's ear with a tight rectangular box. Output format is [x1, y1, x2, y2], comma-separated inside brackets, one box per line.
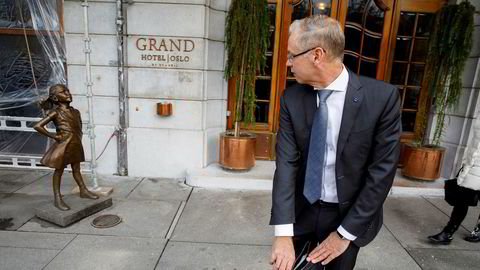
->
[313, 48, 324, 64]
[313, 48, 325, 64]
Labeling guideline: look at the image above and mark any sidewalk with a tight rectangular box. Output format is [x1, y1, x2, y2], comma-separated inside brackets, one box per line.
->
[1, 168, 480, 270]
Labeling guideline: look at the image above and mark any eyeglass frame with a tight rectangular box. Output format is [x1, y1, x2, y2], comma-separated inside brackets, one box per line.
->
[287, 46, 321, 62]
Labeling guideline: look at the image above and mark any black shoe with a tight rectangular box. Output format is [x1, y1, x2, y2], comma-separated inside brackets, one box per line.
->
[428, 231, 453, 244]
[464, 234, 480, 242]
[464, 225, 480, 242]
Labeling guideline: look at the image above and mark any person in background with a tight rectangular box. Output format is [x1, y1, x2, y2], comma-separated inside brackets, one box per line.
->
[428, 117, 480, 244]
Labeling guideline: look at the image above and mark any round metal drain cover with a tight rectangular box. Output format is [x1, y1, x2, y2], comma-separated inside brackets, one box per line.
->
[91, 214, 122, 228]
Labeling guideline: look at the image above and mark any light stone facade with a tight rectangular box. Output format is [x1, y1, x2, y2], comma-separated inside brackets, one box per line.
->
[64, 0, 229, 178]
[62, 0, 479, 180]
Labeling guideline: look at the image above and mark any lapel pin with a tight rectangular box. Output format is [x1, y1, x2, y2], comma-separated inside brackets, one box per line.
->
[353, 97, 359, 103]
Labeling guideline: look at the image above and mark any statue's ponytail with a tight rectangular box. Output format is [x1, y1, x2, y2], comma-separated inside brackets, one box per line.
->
[39, 96, 54, 110]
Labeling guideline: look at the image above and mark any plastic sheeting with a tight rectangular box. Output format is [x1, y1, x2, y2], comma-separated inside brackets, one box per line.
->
[0, 0, 66, 155]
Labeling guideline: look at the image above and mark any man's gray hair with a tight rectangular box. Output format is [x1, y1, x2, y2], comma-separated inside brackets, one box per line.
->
[289, 15, 345, 61]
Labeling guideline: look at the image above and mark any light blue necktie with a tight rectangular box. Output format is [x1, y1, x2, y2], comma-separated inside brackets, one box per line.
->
[304, 90, 333, 204]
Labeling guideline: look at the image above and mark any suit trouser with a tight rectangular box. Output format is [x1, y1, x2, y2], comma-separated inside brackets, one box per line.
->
[293, 201, 359, 270]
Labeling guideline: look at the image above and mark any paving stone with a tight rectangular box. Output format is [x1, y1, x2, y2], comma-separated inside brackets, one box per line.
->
[35, 195, 113, 227]
[0, 246, 59, 270]
[0, 194, 50, 230]
[355, 226, 421, 270]
[0, 170, 49, 193]
[407, 248, 480, 270]
[126, 177, 192, 202]
[156, 241, 270, 270]
[15, 173, 142, 199]
[0, 231, 76, 249]
[44, 235, 166, 270]
[425, 197, 480, 232]
[96, 175, 144, 199]
[383, 197, 480, 250]
[14, 173, 90, 196]
[171, 189, 273, 245]
[19, 199, 179, 238]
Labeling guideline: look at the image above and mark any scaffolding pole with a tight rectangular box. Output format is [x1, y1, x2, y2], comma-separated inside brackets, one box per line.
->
[116, 0, 128, 176]
[81, 0, 98, 188]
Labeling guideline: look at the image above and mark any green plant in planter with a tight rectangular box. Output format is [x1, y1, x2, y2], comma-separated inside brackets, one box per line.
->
[224, 0, 269, 137]
[414, 1, 475, 147]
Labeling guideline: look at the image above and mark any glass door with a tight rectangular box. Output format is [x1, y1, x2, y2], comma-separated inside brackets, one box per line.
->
[390, 11, 435, 133]
[226, 0, 284, 159]
[387, 0, 444, 136]
[338, 0, 395, 80]
[252, 2, 279, 130]
[386, 0, 444, 164]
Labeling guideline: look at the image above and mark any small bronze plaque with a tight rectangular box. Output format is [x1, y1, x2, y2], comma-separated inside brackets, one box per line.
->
[91, 214, 122, 228]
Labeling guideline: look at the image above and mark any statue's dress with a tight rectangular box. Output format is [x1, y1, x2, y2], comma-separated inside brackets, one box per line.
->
[41, 106, 85, 169]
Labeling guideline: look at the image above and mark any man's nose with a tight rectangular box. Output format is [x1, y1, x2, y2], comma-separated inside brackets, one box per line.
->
[286, 59, 292, 67]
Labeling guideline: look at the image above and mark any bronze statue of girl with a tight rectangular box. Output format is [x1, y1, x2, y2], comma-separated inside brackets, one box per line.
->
[34, 84, 98, 211]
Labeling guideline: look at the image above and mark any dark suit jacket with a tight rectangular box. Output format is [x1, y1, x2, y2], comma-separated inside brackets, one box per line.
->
[270, 70, 401, 247]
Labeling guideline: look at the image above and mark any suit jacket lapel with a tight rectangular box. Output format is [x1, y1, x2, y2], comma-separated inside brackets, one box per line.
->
[337, 70, 364, 157]
[303, 84, 316, 128]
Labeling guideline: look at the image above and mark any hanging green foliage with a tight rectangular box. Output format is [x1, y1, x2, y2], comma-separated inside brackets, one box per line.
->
[224, 0, 269, 132]
[420, 1, 474, 147]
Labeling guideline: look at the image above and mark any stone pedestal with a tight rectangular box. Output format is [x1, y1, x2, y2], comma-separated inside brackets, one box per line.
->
[34, 195, 113, 227]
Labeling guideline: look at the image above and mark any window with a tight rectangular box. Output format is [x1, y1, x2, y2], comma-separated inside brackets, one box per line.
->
[0, 0, 64, 156]
[390, 12, 435, 132]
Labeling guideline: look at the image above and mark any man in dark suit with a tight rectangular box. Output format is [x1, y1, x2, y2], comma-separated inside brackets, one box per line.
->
[270, 15, 401, 270]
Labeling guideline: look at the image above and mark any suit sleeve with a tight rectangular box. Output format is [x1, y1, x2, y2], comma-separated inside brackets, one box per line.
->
[340, 86, 401, 236]
[270, 94, 300, 225]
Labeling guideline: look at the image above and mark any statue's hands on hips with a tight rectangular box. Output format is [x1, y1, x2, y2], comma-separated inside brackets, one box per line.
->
[53, 134, 63, 142]
[270, 236, 295, 270]
[307, 231, 350, 266]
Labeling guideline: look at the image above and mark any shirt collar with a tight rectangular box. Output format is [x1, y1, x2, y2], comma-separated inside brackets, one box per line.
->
[315, 65, 349, 92]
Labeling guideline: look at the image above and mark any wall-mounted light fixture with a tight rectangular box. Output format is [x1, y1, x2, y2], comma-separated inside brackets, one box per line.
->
[156, 102, 173, 116]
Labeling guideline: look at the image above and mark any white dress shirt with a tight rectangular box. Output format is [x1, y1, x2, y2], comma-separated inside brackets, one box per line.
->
[275, 65, 357, 241]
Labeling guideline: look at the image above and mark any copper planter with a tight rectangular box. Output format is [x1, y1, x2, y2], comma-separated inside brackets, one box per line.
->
[402, 143, 446, 181]
[219, 132, 256, 170]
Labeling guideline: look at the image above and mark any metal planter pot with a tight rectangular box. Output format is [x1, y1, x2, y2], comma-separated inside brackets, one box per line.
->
[402, 143, 446, 181]
[219, 131, 256, 170]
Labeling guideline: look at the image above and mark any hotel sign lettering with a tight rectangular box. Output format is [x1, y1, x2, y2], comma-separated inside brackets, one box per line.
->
[134, 37, 196, 68]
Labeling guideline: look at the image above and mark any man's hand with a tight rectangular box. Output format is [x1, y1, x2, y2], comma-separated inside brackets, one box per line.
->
[270, 236, 295, 270]
[307, 231, 350, 265]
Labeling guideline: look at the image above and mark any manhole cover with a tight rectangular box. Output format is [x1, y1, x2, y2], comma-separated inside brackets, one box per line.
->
[91, 214, 122, 228]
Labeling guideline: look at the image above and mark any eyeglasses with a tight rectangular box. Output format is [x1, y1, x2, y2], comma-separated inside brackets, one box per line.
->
[287, 47, 318, 62]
